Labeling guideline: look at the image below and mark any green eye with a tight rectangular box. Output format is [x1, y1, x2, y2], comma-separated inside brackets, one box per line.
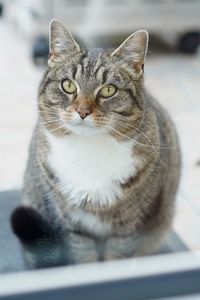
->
[61, 79, 77, 94]
[99, 84, 117, 98]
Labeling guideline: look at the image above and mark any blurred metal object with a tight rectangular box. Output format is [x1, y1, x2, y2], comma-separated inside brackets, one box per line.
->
[79, 0, 200, 38]
[32, 36, 49, 65]
[0, 3, 3, 17]
[5, 1, 200, 36]
[178, 32, 200, 54]
[4, 1, 200, 61]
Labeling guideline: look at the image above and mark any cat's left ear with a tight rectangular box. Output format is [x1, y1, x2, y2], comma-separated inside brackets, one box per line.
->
[48, 19, 80, 67]
[111, 30, 149, 76]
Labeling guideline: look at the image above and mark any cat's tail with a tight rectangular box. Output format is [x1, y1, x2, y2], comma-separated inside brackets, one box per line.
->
[11, 206, 67, 269]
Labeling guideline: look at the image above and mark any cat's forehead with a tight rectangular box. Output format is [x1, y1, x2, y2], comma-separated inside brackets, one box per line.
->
[51, 48, 120, 87]
[76, 49, 109, 78]
[53, 48, 115, 88]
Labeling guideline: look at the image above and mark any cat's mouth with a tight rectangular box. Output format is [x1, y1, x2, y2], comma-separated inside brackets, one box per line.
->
[68, 118, 95, 128]
[59, 111, 108, 135]
[64, 118, 105, 135]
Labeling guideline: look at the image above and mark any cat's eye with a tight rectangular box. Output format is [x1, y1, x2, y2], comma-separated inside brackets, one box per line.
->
[99, 84, 117, 98]
[61, 79, 77, 94]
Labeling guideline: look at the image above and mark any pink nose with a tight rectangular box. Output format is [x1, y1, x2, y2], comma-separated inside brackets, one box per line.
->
[75, 107, 91, 119]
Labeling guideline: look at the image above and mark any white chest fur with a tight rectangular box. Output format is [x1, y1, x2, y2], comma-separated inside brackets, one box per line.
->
[47, 132, 139, 207]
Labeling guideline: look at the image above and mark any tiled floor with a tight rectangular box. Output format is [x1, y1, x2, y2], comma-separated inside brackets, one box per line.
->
[0, 19, 200, 250]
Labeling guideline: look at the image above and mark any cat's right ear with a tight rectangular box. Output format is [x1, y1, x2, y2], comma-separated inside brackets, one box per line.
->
[48, 19, 80, 67]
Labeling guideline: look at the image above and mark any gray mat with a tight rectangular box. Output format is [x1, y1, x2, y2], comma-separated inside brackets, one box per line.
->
[0, 190, 26, 273]
[0, 190, 188, 274]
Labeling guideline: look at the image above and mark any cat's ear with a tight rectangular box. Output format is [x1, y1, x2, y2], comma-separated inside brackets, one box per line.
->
[48, 19, 80, 67]
[111, 30, 149, 76]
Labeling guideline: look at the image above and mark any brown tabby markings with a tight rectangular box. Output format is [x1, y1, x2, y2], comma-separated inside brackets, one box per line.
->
[20, 20, 181, 266]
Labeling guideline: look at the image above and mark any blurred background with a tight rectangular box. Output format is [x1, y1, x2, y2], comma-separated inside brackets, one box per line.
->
[0, 0, 200, 253]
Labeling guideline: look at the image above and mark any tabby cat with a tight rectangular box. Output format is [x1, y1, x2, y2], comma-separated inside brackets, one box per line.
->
[11, 20, 181, 267]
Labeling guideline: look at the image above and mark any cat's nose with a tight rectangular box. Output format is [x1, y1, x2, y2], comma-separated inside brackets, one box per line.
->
[75, 107, 92, 119]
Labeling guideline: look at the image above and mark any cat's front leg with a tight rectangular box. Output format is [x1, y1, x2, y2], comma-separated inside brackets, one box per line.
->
[66, 232, 98, 264]
[103, 234, 139, 261]
[131, 226, 170, 256]
[104, 226, 169, 260]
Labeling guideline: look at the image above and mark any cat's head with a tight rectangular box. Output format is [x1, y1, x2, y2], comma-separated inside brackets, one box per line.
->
[39, 20, 148, 137]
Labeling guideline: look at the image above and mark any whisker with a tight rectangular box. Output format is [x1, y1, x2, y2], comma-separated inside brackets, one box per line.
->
[41, 104, 63, 111]
[110, 121, 156, 147]
[113, 116, 155, 134]
[39, 111, 60, 116]
[112, 119, 175, 150]
[106, 124, 165, 167]
[39, 119, 61, 125]
[113, 113, 153, 130]
[45, 125, 65, 134]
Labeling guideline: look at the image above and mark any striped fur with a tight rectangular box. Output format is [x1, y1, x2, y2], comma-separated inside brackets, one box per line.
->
[16, 20, 181, 267]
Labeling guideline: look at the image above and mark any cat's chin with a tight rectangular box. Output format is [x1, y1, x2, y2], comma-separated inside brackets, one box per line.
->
[65, 122, 106, 136]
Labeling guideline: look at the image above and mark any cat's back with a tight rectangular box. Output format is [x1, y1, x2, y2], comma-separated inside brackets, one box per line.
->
[145, 90, 180, 146]
[145, 90, 181, 186]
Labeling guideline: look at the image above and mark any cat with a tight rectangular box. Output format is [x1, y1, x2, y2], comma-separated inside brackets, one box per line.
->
[11, 19, 181, 267]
